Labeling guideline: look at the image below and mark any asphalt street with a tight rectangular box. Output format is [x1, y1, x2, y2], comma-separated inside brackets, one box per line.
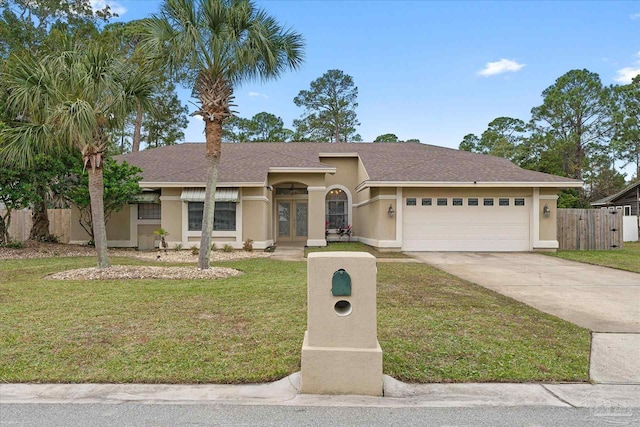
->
[3, 403, 640, 427]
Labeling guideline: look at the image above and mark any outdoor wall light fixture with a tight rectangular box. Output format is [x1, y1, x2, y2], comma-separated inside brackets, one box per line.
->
[388, 205, 395, 218]
[543, 204, 551, 218]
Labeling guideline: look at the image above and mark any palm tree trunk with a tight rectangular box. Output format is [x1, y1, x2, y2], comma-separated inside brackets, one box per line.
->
[132, 103, 143, 153]
[198, 118, 223, 269]
[29, 194, 52, 241]
[88, 166, 110, 268]
[0, 211, 9, 245]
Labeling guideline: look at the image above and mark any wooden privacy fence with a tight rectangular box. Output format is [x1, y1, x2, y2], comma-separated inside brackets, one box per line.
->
[557, 209, 623, 250]
[1, 209, 71, 243]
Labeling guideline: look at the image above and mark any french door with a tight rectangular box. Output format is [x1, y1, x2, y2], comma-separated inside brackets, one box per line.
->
[277, 201, 308, 242]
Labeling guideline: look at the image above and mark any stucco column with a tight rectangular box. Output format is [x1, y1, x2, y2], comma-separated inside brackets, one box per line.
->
[301, 252, 383, 396]
[307, 186, 327, 247]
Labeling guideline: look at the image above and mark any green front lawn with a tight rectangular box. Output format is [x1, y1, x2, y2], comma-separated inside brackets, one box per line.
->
[545, 241, 640, 273]
[305, 241, 409, 258]
[0, 256, 589, 384]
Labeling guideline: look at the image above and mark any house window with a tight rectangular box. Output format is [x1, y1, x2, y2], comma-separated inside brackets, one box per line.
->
[452, 198, 463, 206]
[468, 198, 479, 206]
[213, 202, 236, 231]
[437, 198, 447, 206]
[138, 203, 161, 220]
[326, 189, 348, 228]
[406, 198, 417, 206]
[188, 202, 236, 231]
[624, 205, 632, 216]
[422, 198, 432, 206]
[515, 198, 525, 206]
[484, 198, 494, 206]
[499, 198, 510, 206]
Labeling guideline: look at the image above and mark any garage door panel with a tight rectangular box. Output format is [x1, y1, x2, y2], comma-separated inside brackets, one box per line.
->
[403, 238, 530, 252]
[405, 225, 528, 240]
[402, 199, 530, 252]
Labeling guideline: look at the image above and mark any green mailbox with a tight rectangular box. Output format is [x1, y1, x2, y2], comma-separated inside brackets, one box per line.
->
[332, 269, 352, 296]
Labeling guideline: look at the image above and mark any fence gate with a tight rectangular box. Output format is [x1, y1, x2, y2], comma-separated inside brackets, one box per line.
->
[557, 209, 623, 250]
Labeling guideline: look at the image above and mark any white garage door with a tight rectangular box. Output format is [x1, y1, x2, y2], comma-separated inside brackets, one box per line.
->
[402, 196, 530, 251]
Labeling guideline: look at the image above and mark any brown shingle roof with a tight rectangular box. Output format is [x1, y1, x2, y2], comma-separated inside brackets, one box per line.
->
[115, 142, 581, 186]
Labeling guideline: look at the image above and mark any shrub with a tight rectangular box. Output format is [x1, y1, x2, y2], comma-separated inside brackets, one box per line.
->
[243, 239, 253, 252]
[174, 243, 183, 251]
[190, 245, 199, 255]
[223, 244, 233, 253]
[2, 240, 23, 249]
[211, 243, 217, 251]
[154, 228, 169, 252]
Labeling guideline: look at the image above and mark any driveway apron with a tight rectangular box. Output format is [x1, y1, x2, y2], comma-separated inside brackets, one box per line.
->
[407, 252, 640, 384]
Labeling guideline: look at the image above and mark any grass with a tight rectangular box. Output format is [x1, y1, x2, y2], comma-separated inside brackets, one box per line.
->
[545, 241, 640, 273]
[0, 256, 590, 384]
[305, 241, 409, 258]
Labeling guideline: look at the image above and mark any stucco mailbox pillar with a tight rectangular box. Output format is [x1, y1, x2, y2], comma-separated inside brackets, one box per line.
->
[301, 252, 383, 396]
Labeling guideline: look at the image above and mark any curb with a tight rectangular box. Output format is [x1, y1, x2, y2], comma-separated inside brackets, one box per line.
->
[2, 374, 639, 408]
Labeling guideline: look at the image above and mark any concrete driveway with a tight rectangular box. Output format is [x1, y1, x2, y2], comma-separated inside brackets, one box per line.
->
[408, 252, 640, 333]
[408, 252, 640, 384]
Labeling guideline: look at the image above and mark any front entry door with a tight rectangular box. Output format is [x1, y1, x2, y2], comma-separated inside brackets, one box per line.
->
[277, 201, 308, 242]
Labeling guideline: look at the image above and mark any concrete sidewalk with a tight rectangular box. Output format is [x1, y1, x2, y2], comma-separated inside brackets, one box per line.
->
[2, 374, 639, 409]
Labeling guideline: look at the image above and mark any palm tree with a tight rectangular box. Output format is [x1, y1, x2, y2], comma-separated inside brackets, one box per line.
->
[1, 42, 154, 268]
[141, 0, 304, 269]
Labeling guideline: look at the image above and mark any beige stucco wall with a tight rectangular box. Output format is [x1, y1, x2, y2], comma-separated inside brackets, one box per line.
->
[242, 192, 268, 242]
[160, 188, 182, 240]
[106, 205, 131, 241]
[355, 157, 370, 205]
[539, 188, 560, 242]
[354, 197, 396, 242]
[162, 187, 181, 197]
[322, 158, 359, 192]
[242, 187, 264, 197]
[69, 204, 130, 242]
[137, 224, 158, 236]
[69, 205, 89, 242]
[268, 173, 325, 187]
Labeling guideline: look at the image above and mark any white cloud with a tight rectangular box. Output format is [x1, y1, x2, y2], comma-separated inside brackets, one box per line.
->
[90, 0, 127, 16]
[630, 13, 640, 20]
[477, 59, 525, 77]
[614, 52, 640, 84]
[614, 67, 640, 84]
[248, 91, 268, 99]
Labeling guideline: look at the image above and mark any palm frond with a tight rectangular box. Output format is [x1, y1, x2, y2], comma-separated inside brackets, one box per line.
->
[139, 0, 304, 93]
[0, 123, 57, 168]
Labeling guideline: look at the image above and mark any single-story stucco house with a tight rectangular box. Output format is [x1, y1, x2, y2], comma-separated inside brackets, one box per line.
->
[69, 142, 582, 251]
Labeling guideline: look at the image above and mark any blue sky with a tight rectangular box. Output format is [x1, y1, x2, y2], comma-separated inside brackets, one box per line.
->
[102, 0, 639, 149]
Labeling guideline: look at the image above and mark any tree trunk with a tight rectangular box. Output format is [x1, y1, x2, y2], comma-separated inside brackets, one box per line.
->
[198, 118, 223, 269]
[29, 194, 53, 242]
[0, 211, 9, 245]
[132, 103, 143, 153]
[88, 167, 110, 268]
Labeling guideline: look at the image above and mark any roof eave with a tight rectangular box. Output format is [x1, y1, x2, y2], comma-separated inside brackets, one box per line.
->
[139, 181, 267, 188]
[268, 167, 337, 174]
[318, 152, 360, 158]
[356, 180, 584, 192]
